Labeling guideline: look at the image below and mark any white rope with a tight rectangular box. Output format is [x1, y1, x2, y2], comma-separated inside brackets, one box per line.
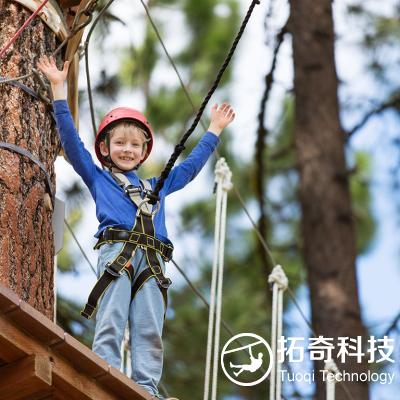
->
[269, 283, 278, 399]
[324, 360, 341, 400]
[276, 283, 284, 397]
[268, 265, 288, 400]
[121, 326, 131, 376]
[203, 158, 232, 400]
[203, 174, 222, 400]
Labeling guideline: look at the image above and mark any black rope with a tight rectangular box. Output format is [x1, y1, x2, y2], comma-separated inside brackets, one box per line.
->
[0, 141, 54, 202]
[0, 76, 46, 101]
[149, 0, 261, 203]
[142, 0, 277, 268]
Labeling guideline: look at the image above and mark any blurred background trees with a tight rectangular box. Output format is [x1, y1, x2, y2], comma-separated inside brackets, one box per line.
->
[52, 0, 400, 399]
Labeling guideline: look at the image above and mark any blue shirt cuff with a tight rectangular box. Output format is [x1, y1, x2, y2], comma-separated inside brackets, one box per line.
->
[204, 131, 221, 146]
[53, 99, 69, 114]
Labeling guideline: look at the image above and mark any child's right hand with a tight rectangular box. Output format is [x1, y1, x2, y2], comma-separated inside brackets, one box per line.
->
[37, 55, 69, 85]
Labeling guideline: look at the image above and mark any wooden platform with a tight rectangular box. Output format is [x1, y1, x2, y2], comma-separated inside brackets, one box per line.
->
[0, 284, 153, 400]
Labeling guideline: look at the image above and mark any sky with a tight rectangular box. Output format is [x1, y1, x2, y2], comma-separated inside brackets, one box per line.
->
[54, 0, 400, 398]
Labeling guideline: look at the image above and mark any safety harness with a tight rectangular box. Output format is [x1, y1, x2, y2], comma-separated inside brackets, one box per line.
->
[81, 173, 173, 319]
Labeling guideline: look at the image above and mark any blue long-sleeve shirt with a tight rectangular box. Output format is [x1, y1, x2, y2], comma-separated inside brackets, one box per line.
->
[53, 100, 220, 244]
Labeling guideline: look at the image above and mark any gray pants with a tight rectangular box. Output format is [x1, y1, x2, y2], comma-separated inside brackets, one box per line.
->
[92, 242, 166, 397]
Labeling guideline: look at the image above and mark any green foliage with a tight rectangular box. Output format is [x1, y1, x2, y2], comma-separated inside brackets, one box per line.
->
[93, 0, 126, 41]
[57, 208, 83, 273]
[145, 86, 200, 135]
[347, 3, 400, 83]
[119, 26, 158, 91]
[118, 0, 239, 137]
[350, 151, 376, 254]
[56, 295, 95, 347]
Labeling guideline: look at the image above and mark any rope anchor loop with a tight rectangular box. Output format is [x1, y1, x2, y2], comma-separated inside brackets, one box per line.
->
[214, 157, 233, 192]
[268, 264, 289, 291]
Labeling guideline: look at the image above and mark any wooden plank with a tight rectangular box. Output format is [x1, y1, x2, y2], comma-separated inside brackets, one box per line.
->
[0, 315, 120, 400]
[52, 360, 120, 400]
[6, 301, 64, 346]
[0, 284, 20, 314]
[0, 314, 31, 362]
[0, 311, 149, 400]
[0, 354, 52, 400]
[97, 366, 154, 400]
[52, 333, 108, 378]
[65, 0, 92, 62]
[67, 53, 80, 128]
[64, 0, 94, 128]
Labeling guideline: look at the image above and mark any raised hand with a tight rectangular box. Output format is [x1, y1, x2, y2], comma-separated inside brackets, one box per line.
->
[37, 55, 69, 85]
[208, 103, 236, 136]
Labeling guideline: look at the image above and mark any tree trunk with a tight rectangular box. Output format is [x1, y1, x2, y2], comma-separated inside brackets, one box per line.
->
[0, 1, 60, 320]
[288, 1, 369, 399]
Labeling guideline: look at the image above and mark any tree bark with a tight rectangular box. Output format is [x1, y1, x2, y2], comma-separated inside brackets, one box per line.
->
[288, 1, 369, 399]
[0, 1, 60, 320]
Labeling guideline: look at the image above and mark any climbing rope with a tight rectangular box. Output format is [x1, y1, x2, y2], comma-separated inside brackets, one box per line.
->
[0, 73, 51, 104]
[150, 0, 260, 203]
[204, 158, 232, 400]
[268, 265, 288, 400]
[121, 326, 131, 376]
[324, 360, 341, 400]
[64, 218, 96, 276]
[140, 0, 278, 272]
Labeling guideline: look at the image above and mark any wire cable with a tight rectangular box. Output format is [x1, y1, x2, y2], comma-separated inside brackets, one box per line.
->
[64, 218, 97, 276]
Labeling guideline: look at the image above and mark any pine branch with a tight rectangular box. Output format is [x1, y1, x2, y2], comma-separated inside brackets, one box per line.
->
[383, 310, 400, 337]
[347, 94, 400, 138]
[255, 22, 288, 273]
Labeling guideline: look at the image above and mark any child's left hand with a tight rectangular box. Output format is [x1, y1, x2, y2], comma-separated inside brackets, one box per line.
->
[208, 103, 235, 136]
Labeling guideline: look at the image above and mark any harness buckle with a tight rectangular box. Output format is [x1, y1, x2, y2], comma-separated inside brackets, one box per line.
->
[80, 304, 95, 319]
[124, 184, 142, 196]
[147, 236, 155, 248]
[102, 228, 114, 243]
[157, 277, 172, 290]
[129, 232, 140, 243]
[164, 247, 173, 262]
[144, 190, 160, 205]
[105, 262, 125, 277]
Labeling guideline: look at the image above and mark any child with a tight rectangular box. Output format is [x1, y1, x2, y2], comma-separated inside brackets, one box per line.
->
[37, 55, 235, 399]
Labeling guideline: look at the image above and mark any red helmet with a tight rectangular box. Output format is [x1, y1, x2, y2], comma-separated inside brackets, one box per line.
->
[94, 107, 154, 166]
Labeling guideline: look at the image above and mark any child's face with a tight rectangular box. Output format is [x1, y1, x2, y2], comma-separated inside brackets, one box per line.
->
[99, 126, 147, 171]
